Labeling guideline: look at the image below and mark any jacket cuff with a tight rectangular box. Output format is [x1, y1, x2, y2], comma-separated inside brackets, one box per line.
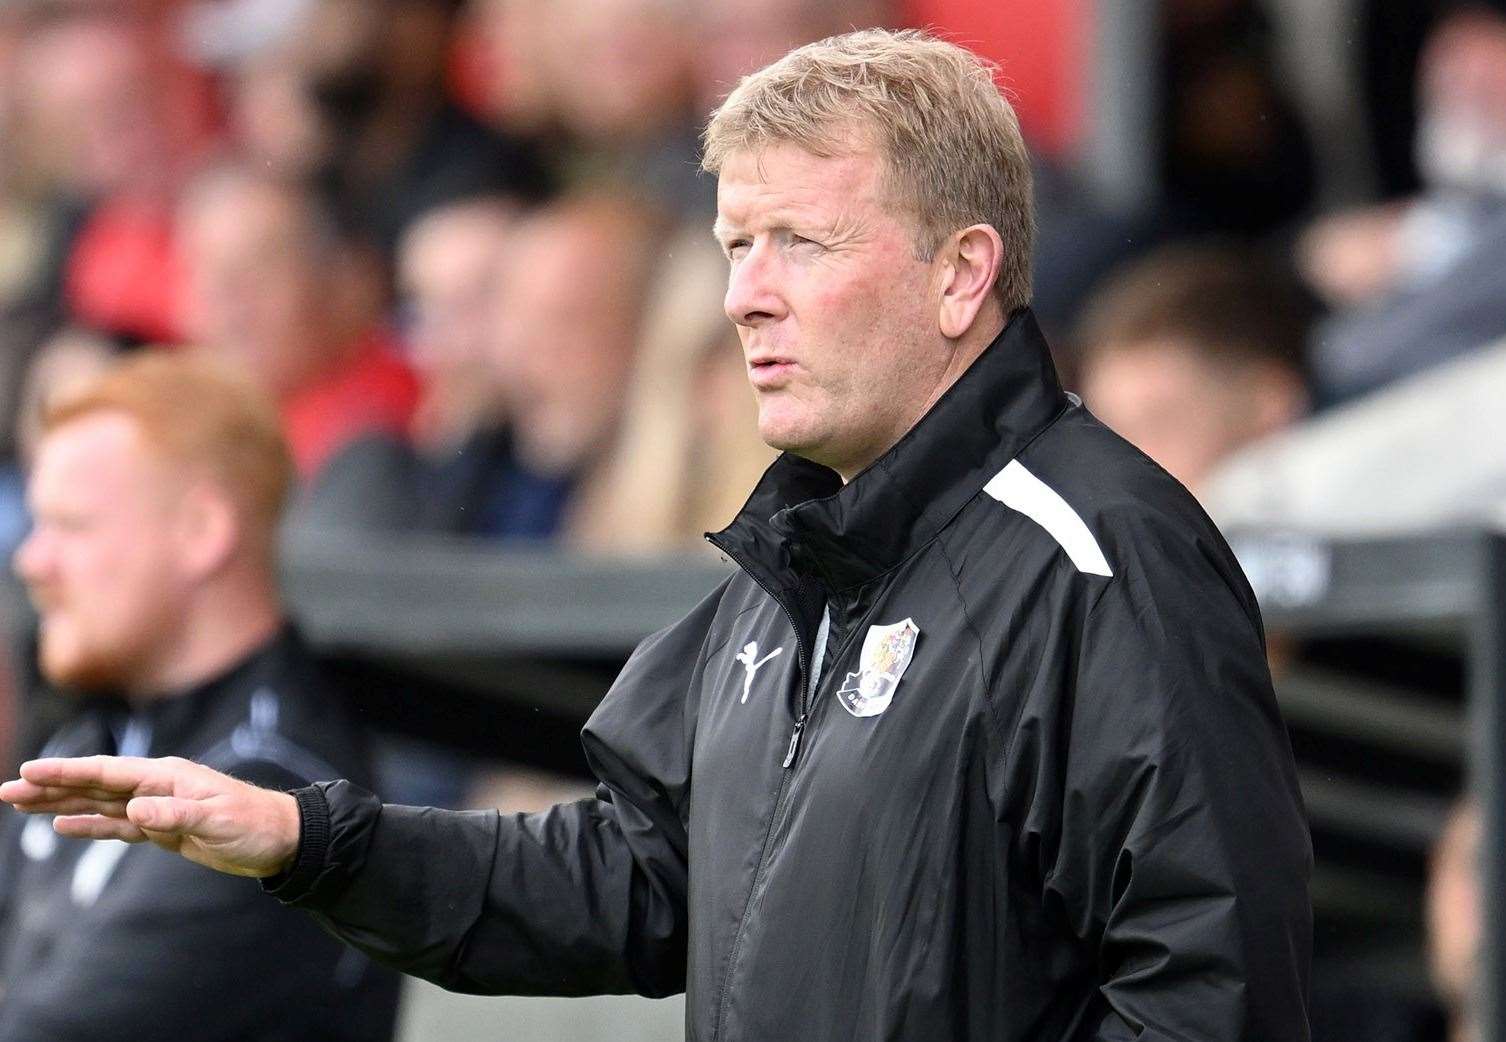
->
[261, 784, 330, 902]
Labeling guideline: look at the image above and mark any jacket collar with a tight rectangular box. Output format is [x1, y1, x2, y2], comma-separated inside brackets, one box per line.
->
[711, 307, 1070, 596]
[141, 626, 300, 749]
[55, 627, 301, 756]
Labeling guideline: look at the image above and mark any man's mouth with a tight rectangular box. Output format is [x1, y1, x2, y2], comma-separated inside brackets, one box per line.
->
[748, 357, 797, 388]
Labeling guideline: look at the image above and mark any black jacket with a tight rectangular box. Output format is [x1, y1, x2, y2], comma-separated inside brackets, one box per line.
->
[273, 310, 1312, 1041]
[0, 629, 400, 1042]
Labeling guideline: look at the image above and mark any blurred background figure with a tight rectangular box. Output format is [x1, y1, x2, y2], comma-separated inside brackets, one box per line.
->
[338, 190, 523, 812]
[398, 191, 518, 474]
[222, 0, 551, 257]
[391, 187, 559, 540]
[1198, 6, 1506, 538]
[380, 189, 661, 544]
[10, 5, 206, 346]
[1299, 5, 1506, 403]
[465, 0, 558, 141]
[485, 193, 656, 545]
[1073, 241, 1311, 496]
[290, 185, 521, 545]
[370, 190, 660, 810]
[0, 354, 398, 1040]
[545, 0, 703, 214]
[176, 166, 418, 527]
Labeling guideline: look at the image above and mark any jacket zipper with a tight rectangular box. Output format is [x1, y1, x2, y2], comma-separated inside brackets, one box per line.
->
[703, 534, 820, 1041]
[705, 535, 813, 767]
[782, 717, 805, 768]
[782, 603, 830, 768]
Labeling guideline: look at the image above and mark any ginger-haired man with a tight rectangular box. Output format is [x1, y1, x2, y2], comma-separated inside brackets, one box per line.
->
[0, 355, 397, 1040]
[4, 31, 1311, 1042]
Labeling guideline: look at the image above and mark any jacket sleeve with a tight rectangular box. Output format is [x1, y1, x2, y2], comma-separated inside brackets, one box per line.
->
[1033, 556, 1312, 1041]
[269, 578, 731, 998]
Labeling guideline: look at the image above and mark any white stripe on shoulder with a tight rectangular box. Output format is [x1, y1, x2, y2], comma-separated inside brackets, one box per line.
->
[982, 460, 1113, 577]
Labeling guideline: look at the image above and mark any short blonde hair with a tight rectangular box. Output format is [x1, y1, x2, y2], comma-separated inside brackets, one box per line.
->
[702, 28, 1034, 312]
[42, 353, 294, 547]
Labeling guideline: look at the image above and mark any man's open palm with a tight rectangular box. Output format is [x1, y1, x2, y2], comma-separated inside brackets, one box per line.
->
[0, 756, 300, 879]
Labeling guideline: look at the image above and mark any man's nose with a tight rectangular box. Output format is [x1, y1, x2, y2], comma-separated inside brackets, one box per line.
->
[724, 245, 786, 328]
[12, 528, 45, 585]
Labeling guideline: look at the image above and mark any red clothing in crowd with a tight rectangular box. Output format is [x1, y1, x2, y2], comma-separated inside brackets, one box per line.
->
[282, 332, 421, 479]
[64, 197, 186, 344]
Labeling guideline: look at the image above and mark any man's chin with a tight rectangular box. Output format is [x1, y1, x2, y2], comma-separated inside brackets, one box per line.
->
[759, 428, 846, 473]
[756, 415, 821, 458]
[39, 642, 132, 694]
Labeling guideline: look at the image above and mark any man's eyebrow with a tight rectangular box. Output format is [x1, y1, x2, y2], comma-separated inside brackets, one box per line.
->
[712, 211, 833, 243]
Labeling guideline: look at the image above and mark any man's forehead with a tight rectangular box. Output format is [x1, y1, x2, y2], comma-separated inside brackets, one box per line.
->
[42, 410, 143, 452]
[713, 141, 884, 228]
[33, 413, 158, 492]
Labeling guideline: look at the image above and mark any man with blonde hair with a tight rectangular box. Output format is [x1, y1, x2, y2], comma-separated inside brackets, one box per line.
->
[2, 31, 1310, 1041]
[0, 355, 398, 1040]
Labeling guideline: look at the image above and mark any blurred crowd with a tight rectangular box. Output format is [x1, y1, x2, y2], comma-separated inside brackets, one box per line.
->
[0, 0, 939, 565]
[0, 0, 1498, 564]
[0, 0, 1502, 1037]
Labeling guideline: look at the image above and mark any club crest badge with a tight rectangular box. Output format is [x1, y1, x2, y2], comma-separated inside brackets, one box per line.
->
[837, 618, 920, 718]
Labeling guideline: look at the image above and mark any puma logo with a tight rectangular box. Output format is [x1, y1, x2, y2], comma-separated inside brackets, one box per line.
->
[735, 642, 784, 703]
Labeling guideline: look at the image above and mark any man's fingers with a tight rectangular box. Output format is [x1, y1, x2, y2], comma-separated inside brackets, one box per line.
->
[7, 795, 131, 817]
[0, 778, 49, 805]
[126, 795, 207, 835]
[19, 755, 178, 796]
[2, 779, 139, 807]
[53, 814, 148, 843]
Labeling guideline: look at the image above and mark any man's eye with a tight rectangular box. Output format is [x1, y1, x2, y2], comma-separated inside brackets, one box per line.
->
[725, 240, 751, 258]
[792, 235, 824, 250]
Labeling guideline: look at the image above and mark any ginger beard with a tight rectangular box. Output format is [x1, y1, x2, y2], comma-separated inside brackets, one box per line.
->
[31, 584, 178, 694]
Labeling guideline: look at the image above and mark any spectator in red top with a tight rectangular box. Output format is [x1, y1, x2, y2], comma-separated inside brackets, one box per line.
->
[11, 6, 208, 345]
[176, 167, 419, 489]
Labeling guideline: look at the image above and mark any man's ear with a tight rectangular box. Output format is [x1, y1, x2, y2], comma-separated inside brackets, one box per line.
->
[176, 483, 240, 581]
[936, 223, 1004, 339]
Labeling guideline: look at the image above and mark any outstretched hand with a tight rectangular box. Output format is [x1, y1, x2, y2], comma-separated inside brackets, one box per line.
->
[0, 756, 301, 879]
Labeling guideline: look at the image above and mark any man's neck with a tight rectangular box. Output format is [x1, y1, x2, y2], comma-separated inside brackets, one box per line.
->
[126, 597, 285, 703]
[929, 310, 1008, 413]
